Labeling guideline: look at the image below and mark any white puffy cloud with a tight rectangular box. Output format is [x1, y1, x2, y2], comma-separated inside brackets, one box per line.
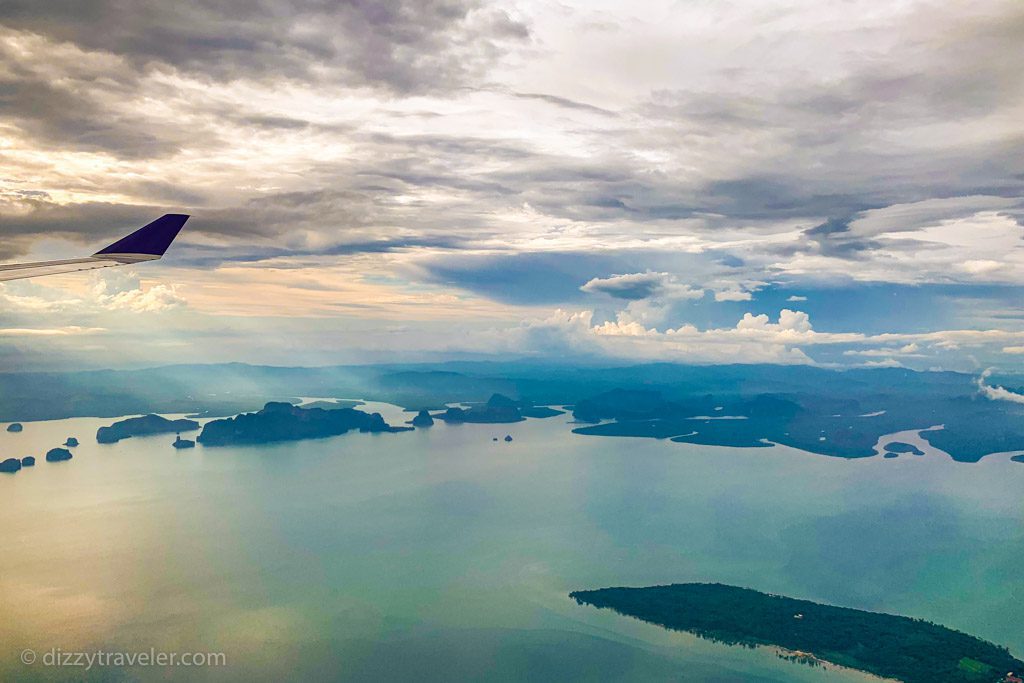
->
[844, 343, 923, 358]
[714, 289, 753, 302]
[580, 271, 703, 301]
[525, 308, 819, 364]
[857, 358, 904, 368]
[977, 368, 1024, 404]
[96, 284, 186, 313]
[91, 272, 186, 313]
[500, 308, 842, 364]
[490, 306, 1024, 367]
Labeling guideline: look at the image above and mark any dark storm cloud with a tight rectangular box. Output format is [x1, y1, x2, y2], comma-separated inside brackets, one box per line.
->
[0, 0, 529, 93]
[628, 5, 1024, 225]
[172, 236, 466, 268]
[799, 217, 880, 258]
[0, 35, 207, 159]
[0, 188, 471, 264]
[193, 189, 378, 240]
[0, 188, 411, 255]
[0, 0, 528, 160]
[0, 74, 187, 159]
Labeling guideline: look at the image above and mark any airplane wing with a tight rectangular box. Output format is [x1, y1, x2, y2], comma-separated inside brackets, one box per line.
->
[0, 214, 189, 282]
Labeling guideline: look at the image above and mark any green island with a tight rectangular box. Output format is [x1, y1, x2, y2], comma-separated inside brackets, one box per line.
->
[197, 401, 410, 446]
[569, 583, 1023, 683]
[97, 414, 200, 444]
[884, 442, 925, 456]
[433, 393, 563, 424]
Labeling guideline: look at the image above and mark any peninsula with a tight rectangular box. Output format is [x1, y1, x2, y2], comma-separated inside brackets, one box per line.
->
[570, 583, 1023, 683]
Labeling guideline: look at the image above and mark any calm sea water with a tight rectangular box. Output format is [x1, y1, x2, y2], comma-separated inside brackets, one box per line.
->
[1, 403, 1022, 682]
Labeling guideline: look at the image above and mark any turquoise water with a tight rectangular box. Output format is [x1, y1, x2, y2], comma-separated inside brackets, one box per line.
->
[1, 404, 1022, 681]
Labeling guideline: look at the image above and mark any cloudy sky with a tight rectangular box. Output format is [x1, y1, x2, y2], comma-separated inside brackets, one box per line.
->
[2, 0, 1023, 371]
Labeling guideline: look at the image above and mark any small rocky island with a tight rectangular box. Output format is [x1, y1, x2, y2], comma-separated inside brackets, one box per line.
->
[64, 437, 79, 447]
[0, 457, 21, 473]
[172, 435, 196, 449]
[6, 423, 22, 432]
[410, 410, 434, 427]
[197, 402, 410, 446]
[97, 415, 201, 444]
[570, 583, 1023, 683]
[21, 456, 34, 466]
[45, 447, 73, 462]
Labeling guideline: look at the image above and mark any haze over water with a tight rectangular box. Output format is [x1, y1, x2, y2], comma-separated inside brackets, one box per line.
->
[2, 405, 1022, 682]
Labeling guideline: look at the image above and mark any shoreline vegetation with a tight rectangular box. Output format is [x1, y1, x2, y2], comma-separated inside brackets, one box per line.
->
[570, 583, 1023, 683]
[0, 362, 1022, 461]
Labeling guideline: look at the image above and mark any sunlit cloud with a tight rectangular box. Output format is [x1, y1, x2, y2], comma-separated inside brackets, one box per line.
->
[0, 326, 104, 336]
[977, 368, 1024, 404]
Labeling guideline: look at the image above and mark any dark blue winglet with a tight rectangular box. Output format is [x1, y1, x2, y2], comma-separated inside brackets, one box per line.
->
[94, 214, 189, 257]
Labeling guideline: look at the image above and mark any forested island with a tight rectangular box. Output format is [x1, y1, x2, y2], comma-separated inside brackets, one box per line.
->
[570, 583, 1023, 683]
[434, 393, 565, 424]
[197, 402, 409, 446]
[884, 442, 925, 456]
[45, 448, 72, 462]
[410, 410, 434, 427]
[97, 414, 200, 444]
